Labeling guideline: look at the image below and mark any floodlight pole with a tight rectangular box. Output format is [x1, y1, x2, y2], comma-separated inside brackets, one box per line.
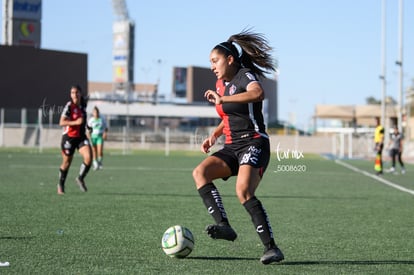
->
[396, 0, 403, 133]
[406, 84, 413, 141]
[380, 0, 387, 128]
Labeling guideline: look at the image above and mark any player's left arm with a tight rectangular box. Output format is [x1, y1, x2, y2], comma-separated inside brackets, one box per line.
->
[102, 117, 108, 140]
[205, 82, 264, 105]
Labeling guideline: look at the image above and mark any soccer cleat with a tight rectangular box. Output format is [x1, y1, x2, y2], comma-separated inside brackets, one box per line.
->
[205, 224, 237, 241]
[75, 177, 88, 192]
[401, 168, 406, 174]
[57, 184, 65, 195]
[260, 246, 285, 265]
[385, 167, 395, 173]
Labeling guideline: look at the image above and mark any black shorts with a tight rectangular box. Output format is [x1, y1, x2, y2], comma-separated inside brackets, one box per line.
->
[212, 137, 270, 179]
[389, 148, 401, 157]
[375, 142, 384, 154]
[61, 134, 90, 156]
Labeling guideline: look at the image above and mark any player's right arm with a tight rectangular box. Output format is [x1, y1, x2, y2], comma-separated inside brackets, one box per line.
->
[59, 103, 83, 127]
[59, 116, 83, 127]
[85, 117, 93, 139]
[201, 121, 224, 153]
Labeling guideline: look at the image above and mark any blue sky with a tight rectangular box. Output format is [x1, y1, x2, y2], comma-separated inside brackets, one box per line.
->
[2, 0, 413, 130]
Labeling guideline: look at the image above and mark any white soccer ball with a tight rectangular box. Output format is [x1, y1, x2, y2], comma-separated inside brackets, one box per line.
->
[161, 225, 194, 258]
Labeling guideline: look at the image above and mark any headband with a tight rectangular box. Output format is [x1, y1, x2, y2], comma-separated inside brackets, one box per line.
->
[216, 42, 242, 59]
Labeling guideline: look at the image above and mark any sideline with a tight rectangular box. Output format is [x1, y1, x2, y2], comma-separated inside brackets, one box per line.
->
[335, 159, 414, 196]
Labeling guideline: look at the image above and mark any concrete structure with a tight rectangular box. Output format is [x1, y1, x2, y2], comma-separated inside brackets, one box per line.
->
[314, 103, 414, 144]
[172, 66, 278, 123]
[0, 45, 87, 109]
[89, 65, 279, 128]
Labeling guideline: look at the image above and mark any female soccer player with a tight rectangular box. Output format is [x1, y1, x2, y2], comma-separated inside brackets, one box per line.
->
[87, 106, 108, 170]
[57, 85, 92, 194]
[192, 30, 284, 264]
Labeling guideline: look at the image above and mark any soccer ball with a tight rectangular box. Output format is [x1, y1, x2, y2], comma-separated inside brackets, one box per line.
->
[161, 225, 194, 258]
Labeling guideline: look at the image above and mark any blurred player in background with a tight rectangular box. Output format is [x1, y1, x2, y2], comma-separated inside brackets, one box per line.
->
[374, 117, 385, 175]
[192, 30, 284, 265]
[57, 85, 92, 194]
[386, 125, 405, 174]
[87, 106, 108, 170]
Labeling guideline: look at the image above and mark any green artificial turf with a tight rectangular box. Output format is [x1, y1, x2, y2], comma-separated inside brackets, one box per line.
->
[0, 149, 413, 274]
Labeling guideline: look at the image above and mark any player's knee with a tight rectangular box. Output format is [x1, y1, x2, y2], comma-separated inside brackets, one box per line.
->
[60, 163, 70, 171]
[83, 155, 92, 165]
[61, 156, 72, 169]
[192, 166, 207, 187]
[236, 189, 253, 204]
[192, 166, 202, 181]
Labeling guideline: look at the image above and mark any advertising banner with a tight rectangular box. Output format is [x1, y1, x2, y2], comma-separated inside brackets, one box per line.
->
[112, 20, 134, 85]
[113, 64, 128, 83]
[11, 19, 40, 46]
[2, 0, 42, 46]
[6, 0, 42, 21]
[173, 67, 187, 98]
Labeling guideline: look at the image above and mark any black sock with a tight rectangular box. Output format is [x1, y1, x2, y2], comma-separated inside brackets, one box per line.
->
[243, 196, 276, 249]
[79, 162, 91, 180]
[59, 168, 68, 186]
[198, 182, 229, 226]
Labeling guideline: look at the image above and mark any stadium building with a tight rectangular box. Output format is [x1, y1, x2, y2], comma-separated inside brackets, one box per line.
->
[87, 65, 278, 131]
[1, 0, 278, 132]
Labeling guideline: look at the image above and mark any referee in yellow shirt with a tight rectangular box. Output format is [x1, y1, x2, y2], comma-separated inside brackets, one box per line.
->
[374, 117, 385, 175]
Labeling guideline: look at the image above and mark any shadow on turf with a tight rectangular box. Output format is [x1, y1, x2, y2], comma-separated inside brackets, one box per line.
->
[0, 236, 34, 240]
[186, 256, 257, 261]
[186, 257, 414, 265]
[281, 260, 414, 265]
[98, 192, 367, 201]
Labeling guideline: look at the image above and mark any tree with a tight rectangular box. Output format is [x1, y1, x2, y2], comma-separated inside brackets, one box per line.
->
[365, 96, 397, 105]
[366, 96, 381, 105]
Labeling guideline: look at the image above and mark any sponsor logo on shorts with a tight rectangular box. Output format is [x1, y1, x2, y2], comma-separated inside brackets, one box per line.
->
[240, 146, 261, 165]
[64, 141, 71, 149]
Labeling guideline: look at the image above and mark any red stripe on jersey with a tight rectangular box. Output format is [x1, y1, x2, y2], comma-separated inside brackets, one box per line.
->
[62, 103, 84, 138]
[215, 80, 232, 144]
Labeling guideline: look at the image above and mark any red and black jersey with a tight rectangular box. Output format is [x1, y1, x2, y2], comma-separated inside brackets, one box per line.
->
[215, 68, 269, 144]
[61, 101, 87, 138]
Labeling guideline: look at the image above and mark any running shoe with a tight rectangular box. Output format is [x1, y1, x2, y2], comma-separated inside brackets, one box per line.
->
[205, 224, 237, 241]
[57, 183, 65, 195]
[75, 177, 87, 192]
[260, 246, 285, 265]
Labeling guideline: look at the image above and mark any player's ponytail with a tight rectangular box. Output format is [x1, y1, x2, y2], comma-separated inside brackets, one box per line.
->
[80, 95, 88, 109]
[227, 29, 276, 79]
[93, 106, 100, 117]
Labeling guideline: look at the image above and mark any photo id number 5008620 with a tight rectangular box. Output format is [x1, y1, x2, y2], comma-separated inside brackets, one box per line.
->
[274, 164, 307, 173]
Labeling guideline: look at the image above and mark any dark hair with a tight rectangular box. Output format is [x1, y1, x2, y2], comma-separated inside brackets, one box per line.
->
[70, 84, 88, 108]
[213, 29, 276, 78]
[93, 106, 100, 117]
[71, 84, 82, 92]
